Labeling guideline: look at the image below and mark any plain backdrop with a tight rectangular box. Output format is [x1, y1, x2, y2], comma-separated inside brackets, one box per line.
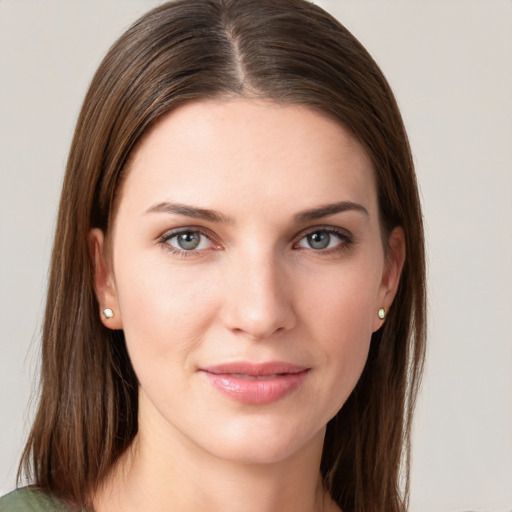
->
[1, 1, 511, 511]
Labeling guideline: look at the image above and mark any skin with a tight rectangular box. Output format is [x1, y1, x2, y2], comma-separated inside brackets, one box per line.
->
[90, 98, 404, 512]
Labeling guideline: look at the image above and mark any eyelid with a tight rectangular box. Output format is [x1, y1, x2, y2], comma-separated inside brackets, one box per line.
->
[294, 225, 353, 242]
[293, 225, 354, 252]
[158, 226, 222, 254]
[159, 225, 218, 241]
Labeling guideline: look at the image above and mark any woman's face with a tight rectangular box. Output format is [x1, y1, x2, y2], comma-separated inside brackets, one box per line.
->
[92, 98, 403, 465]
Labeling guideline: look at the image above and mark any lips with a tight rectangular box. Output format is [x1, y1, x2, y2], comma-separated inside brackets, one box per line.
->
[200, 362, 310, 405]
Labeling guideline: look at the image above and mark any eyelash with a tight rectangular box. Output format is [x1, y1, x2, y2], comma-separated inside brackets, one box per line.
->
[158, 226, 354, 258]
[158, 228, 218, 258]
[293, 227, 354, 255]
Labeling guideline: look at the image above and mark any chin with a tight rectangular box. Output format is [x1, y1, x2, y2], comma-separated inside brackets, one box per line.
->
[196, 417, 327, 466]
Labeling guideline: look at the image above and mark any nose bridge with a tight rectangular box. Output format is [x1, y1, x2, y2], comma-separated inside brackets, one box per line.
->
[221, 241, 295, 339]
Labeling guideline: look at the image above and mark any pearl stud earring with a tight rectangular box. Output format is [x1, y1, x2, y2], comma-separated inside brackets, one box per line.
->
[103, 308, 114, 319]
[378, 308, 386, 320]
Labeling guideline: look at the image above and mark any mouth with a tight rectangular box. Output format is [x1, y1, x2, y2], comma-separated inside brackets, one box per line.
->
[222, 373, 291, 380]
[199, 361, 310, 405]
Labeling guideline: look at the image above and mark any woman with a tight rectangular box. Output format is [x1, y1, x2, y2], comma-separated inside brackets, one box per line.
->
[0, 0, 426, 511]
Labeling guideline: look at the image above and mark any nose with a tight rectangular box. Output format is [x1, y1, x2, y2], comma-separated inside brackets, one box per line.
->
[220, 248, 297, 340]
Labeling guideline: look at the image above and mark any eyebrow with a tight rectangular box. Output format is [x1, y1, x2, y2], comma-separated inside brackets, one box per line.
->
[144, 199, 369, 224]
[293, 201, 369, 223]
[144, 202, 233, 223]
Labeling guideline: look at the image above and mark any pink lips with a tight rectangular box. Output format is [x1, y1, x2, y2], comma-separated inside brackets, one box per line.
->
[200, 362, 310, 405]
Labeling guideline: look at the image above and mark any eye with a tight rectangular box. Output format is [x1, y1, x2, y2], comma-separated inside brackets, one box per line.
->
[296, 229, 350, 251]
[161, 230, 214, 252]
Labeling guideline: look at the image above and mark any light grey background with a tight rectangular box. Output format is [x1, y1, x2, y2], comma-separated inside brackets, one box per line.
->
[1, 1, 511, 511]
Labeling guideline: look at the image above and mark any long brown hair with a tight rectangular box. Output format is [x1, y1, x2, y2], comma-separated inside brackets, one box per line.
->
[19, 1, 426, 510]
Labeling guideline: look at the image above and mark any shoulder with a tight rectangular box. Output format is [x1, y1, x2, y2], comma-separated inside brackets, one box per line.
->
[0, 487, 74, 511]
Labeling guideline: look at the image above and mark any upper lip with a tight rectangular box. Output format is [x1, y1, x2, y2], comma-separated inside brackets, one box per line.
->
[200, 361, 309, 376]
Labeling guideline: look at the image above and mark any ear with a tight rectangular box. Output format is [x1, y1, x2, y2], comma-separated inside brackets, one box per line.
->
[89, 228, 123, 330]
[372, 226, 406, 332]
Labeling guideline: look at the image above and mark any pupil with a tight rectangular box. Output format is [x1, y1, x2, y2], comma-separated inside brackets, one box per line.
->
[178, 232, 200, 250]
[308, 232, 329, 249]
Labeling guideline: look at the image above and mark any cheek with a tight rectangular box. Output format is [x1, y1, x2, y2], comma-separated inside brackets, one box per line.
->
[113, 255, 219, 369]
[301, 257, 381, 339]
[299, 262, 379, 406]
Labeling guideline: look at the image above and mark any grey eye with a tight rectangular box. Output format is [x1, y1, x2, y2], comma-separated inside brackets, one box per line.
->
[176, 232, 201, 250]
[297, 230, 347, 251]
[166, 231, 212, 251]
[307, 232, 330, 250]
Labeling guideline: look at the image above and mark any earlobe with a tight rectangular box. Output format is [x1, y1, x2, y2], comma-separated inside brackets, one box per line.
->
[372, 227, 406, 332]
[89, 228, 123, 329]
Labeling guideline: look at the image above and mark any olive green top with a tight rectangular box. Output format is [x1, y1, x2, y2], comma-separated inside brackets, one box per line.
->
[0, 487, 80, 511]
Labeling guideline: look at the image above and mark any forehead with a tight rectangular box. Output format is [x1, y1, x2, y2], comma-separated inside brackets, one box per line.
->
[119, 98, 378, 219]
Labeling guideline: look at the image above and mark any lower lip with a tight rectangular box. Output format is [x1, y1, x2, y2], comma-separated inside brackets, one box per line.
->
[201, 370, 309, 405]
